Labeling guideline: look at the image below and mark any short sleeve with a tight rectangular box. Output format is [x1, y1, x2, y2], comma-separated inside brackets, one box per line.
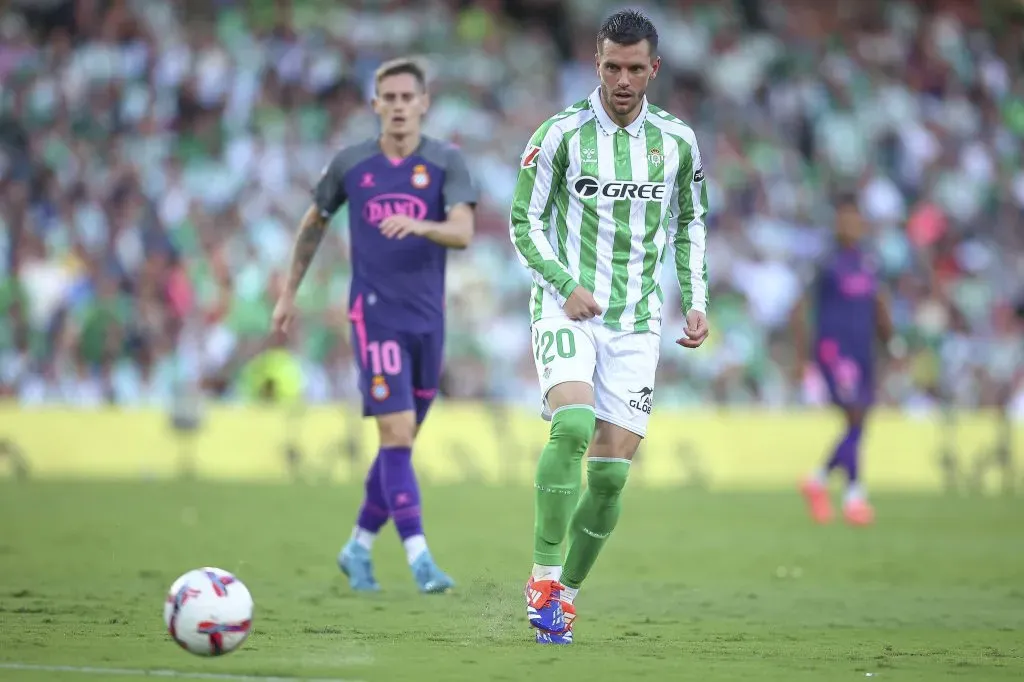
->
[442, 147, 478, 210]
[804, 264, 824, 289]
[804, 263, 826, 312]
[312, 153, 349, 219]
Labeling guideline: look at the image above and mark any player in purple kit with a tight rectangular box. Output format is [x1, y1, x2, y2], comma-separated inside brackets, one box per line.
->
[790, 194, 895, 526]
[272, 58, 478, 592]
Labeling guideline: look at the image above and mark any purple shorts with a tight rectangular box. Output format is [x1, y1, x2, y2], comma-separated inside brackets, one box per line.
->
[348, 295, 442, 424]
[816, 337, 874, 408]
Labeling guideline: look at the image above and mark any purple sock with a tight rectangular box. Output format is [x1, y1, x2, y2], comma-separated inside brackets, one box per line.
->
[826, 425, 863, 483]
[355, 453, 389, 533]
[379, 446, 424, 540]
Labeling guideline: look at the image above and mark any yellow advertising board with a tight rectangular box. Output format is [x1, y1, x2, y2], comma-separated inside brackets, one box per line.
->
[0, 403, 1018, 493]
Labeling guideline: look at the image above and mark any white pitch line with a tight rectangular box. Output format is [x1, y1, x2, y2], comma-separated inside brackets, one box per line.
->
[0, 663, 365, 682]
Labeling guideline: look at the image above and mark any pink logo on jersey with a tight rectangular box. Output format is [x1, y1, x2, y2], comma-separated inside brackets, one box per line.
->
[839, 273, 874, 297]
[818, 338, 840, 365]
[360, 173, 375, 188]
[363, 193, 428, 225]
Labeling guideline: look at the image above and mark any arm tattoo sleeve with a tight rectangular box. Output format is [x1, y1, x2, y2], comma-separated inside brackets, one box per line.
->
[285, 207, 328, 295]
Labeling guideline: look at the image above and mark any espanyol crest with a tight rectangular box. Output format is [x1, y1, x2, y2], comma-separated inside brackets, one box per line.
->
[411, 164, 430, 189]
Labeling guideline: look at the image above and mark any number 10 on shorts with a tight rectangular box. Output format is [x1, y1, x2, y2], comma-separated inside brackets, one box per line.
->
[534, 327, 577, 365]
[366, 340, 402, 375]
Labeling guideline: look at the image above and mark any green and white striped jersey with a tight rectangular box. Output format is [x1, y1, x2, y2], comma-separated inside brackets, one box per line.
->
[509, 87, 709, 334]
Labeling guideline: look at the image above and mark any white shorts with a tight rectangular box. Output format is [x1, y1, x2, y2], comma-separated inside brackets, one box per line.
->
[531, 315, 661, 438]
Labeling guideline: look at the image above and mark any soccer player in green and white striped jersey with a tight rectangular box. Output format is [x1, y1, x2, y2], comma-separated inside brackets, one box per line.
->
[512, 9, 709, 645]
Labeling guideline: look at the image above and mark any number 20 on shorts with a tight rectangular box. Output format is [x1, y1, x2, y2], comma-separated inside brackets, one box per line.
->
[533, 328, 576, 365]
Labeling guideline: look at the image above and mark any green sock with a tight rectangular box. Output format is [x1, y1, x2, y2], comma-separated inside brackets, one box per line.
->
[533, 405, 595, 566]
[561, 457, 631, 588]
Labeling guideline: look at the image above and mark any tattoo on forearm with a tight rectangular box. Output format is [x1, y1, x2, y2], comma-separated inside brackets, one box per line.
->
[286, 211, 327, 293]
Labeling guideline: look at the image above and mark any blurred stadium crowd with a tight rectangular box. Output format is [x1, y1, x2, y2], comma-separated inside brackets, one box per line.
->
[1, 0, 1022, 415]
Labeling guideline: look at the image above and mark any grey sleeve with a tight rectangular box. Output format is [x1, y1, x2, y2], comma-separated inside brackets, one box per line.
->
[441, 146, 478, 210]
[312, 153, 348, 218]
[311, 141, 377, 219]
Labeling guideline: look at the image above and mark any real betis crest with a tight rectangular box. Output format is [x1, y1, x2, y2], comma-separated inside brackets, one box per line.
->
[648, 147, 663, 167]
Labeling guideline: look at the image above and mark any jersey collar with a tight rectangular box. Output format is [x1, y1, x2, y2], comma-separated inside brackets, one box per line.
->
[588, 86, 649, 138]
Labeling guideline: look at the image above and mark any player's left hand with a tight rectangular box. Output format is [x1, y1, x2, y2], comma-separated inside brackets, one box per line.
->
[677, 310, 709, 348]
[379, 215, 427, 240]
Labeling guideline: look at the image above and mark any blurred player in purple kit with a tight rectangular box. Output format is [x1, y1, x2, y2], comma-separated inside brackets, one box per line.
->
[272, 58, 478, 592]
[790, 194, 895, 526]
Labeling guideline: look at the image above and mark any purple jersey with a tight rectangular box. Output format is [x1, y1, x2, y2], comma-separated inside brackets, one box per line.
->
[313, 136, 478, 332]
[813, 246, 879, 406]
[313, 136, 477, 421]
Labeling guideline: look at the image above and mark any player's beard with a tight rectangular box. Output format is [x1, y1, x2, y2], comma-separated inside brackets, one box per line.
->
[602, 83, 644, 120]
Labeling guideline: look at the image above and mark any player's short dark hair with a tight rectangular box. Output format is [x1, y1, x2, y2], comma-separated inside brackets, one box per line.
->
[597, 9, 659, 55]
[374, 57, 427, 93]
[834, 191, 860, 211]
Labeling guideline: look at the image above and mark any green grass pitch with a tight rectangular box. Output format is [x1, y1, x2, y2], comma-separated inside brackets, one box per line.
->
[0, 481, 1022, 681]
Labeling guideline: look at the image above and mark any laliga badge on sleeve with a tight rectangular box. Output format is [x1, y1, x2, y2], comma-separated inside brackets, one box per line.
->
[520, 144, 541, 169]
[371, 375, 391, 401]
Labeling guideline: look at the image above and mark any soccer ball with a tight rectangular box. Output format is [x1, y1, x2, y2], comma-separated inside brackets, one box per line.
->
[163, 567, 254, 656]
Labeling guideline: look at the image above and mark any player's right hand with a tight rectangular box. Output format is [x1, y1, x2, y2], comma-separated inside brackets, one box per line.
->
[677, 309, 709, 348]
[271, 295, 296, 337]
[562, 286, 603, 321]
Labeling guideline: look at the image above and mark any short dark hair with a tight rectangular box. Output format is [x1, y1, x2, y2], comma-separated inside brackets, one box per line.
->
[597, 9, 658, 55]
[374, 57, 427, 92]
[834, 190, 860, 210]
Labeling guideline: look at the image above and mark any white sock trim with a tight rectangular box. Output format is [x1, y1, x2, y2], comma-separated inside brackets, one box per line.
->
[588, 457, 631, 464]
[551, 403, 596, 418]
[352, 527, 376, 551]
[844, 484, 866, 503]
[403, 535, 428, 564]
[561, 586, 579, 604]
[531, 564, 562, 581]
